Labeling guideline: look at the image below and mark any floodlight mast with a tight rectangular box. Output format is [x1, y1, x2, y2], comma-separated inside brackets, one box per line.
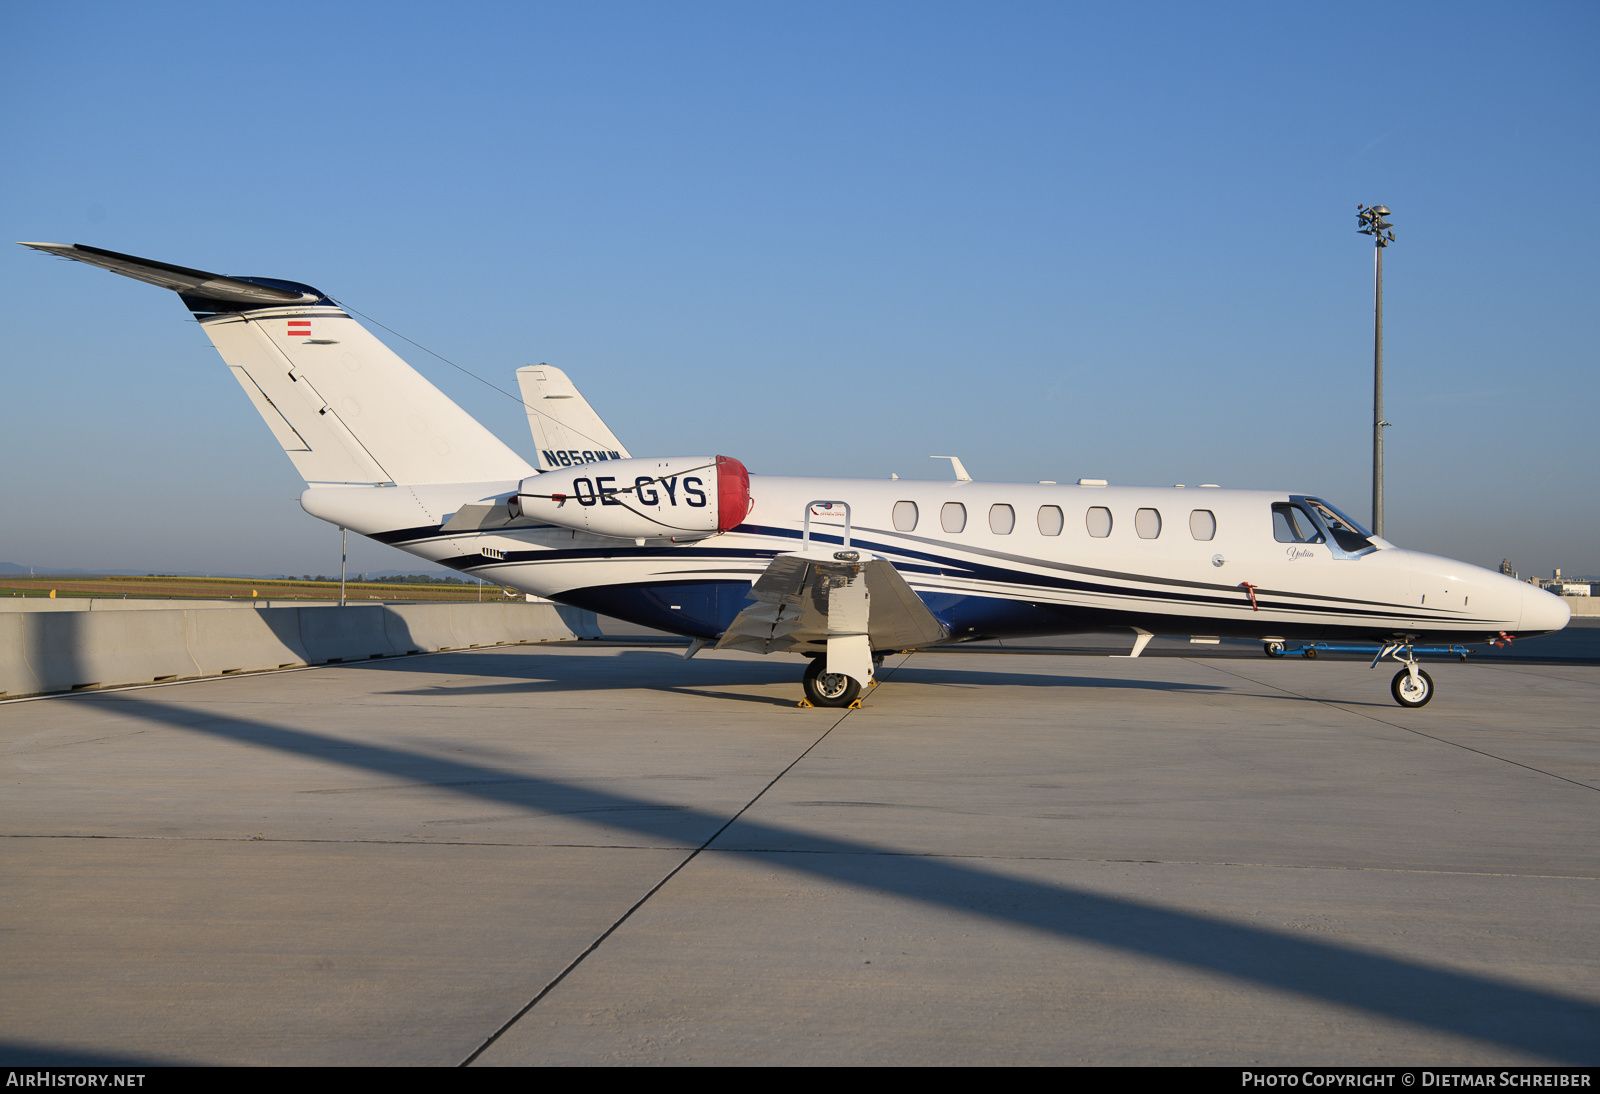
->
[1357, 204, 1396, 536]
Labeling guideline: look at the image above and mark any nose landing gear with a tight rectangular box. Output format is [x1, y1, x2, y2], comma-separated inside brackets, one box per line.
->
[1264, 637, 1453, 707]
[1377, 641, 1434, 708]
[1391, 665, 1434, 708]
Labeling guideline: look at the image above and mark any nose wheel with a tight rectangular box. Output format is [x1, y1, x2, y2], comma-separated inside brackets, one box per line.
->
[803, 656, 862, 708]
[1391, 667, 1434, 707]
[1377, 642, 1434, 708]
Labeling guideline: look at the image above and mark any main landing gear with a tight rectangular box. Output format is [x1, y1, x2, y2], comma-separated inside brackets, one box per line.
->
[1379, 642, 1433, 709]
[798, 652, 885, 709]
[802, 657, 861, 708]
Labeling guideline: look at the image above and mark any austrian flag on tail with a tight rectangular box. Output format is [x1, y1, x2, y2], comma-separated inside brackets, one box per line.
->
[287, 319, 311, 338]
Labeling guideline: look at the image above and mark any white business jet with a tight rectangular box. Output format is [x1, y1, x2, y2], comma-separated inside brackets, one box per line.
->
[20, 243, 1570, 709]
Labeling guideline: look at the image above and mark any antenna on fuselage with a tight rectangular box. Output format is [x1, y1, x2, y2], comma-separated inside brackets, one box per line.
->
[930, 455, 972, 482]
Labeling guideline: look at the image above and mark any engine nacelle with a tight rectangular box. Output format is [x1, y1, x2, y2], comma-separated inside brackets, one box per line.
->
[508, 455, 751, 541]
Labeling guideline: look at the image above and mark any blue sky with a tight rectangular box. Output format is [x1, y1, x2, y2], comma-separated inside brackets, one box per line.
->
[3, 1, 1595, 577]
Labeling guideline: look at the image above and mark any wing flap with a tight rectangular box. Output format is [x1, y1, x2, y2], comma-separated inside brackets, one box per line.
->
[860, 558, 949, 649]
[715, 550, 946, 656]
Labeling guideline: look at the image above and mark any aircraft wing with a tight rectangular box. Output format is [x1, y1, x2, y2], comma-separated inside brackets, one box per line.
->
[717, 549, 947, 664]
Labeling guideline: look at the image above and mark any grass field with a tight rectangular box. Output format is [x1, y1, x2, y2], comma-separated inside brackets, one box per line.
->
[0, 574, 515, 603]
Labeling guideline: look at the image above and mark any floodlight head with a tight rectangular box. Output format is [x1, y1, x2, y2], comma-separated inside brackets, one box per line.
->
[1372, 206, 1390, 216]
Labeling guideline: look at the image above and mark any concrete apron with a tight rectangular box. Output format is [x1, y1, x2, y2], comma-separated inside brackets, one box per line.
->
[1, 642, 1597, 1065]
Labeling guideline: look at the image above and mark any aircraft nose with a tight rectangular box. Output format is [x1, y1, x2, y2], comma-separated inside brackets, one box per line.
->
[1520, 584, 1572, 634]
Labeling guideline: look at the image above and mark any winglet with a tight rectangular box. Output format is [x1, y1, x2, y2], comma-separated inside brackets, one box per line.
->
[931, 455, 972, 481]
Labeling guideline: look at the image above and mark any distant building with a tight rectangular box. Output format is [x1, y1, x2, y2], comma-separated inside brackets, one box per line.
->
[1522, 568, 1599, 596]
[1504, 562, 1598, 594]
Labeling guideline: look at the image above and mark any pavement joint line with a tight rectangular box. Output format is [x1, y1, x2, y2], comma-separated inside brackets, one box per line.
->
[455, 659, 890, 1067]
[0, 666, 319, 706]
[1190, 659, 1600, 795]
[4, 833, 1597, 882]
[0, 645, 456, 706]
[0, 637, 679, 706]
[0, 833, 701, 850]
[3, 729, 157, 757]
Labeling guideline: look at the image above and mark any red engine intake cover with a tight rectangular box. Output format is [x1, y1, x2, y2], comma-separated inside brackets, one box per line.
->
[715, 455, 750, 533]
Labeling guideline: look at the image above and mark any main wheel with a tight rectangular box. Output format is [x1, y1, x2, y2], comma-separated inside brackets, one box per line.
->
[1264, 641, 1285, 658]
[803, 657, 862, 708]
[1391, 667, 1434, 708]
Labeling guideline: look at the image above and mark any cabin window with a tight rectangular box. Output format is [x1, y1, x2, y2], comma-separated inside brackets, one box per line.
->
[893, 501, 918, 532]
[989, 504, 1015, 534]
[1272, 503, 1324, 544]
[1086, 506, 1112, 538]
[1135, 508, 1162, 539]
[941, 502, 967, 533]
[1189, 509, 1216, 541]
[1037, 505, 1064, 536]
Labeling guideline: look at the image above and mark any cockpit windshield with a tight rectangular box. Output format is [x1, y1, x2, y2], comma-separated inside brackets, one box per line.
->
[1303, 498, 1375, 555]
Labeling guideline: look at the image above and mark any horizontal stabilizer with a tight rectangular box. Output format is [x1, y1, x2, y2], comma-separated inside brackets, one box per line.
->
[24, 241, 533, 487]
[17, 243, 322, 306]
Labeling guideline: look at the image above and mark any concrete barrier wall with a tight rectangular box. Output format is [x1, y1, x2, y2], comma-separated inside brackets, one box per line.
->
[0, 602, 600, 699]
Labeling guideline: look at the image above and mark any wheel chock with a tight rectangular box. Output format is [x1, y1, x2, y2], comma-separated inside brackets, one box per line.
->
[848, 699, 863, 709]
[797, 698, 814, 708]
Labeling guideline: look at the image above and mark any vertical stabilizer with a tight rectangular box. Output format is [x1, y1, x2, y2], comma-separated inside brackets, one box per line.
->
[515, 364, 631, 469]
[202, 307, 532, 485]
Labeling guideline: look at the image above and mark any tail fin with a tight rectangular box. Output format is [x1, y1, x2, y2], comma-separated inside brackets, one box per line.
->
[21, 243, 532, 486]
[515, 363, 631, 469]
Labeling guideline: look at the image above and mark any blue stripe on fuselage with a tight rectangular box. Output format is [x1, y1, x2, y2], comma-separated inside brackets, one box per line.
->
[388, 521, 1483, 629]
